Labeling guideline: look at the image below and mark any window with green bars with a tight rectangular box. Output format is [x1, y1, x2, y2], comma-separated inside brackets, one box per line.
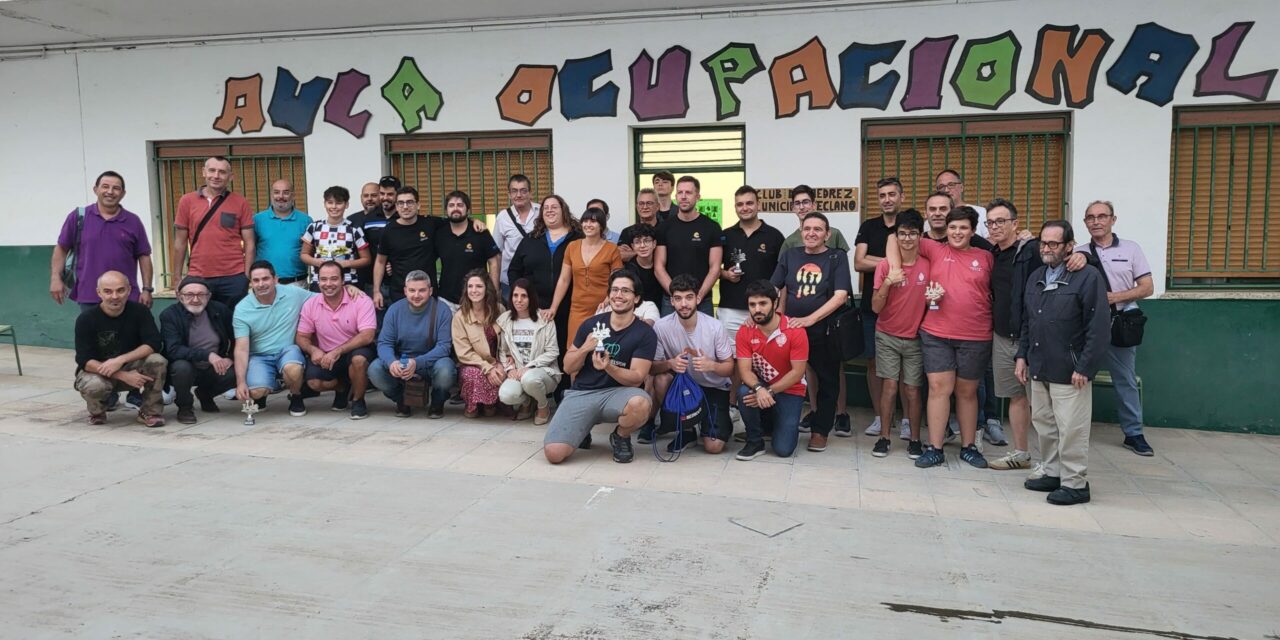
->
[862, 114, 1070, 234]
[1169, 105, 1280, 289]
[152, 138, 307, 290]
[385, 131, 552, 223]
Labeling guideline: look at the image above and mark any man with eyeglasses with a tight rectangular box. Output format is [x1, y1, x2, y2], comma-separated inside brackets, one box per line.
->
[935, 169, 988, 237]
[1074, 200, 1156, 456]
[492, 174, 541, 299]
[160, 276, 237, 424]
[372, 186, 485, 311]
[854, 177, 905, 439]
[618, 188, 662, 262]
[543, 270, 656, 465]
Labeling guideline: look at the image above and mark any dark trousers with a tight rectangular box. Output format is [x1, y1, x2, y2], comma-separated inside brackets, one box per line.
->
[805, 322, 840, 436]
[169, 359, 236, 409]
[204, 273, 249, 309]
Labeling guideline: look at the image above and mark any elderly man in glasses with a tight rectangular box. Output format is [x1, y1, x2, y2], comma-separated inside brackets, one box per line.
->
[160, 276, 237, 424]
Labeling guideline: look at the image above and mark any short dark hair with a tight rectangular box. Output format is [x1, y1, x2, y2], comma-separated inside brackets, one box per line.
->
[323, 185, 349, 203]
[668, 274, 700, 297]
[925, 191, 953, 206]
[745, 279, 778, 303]
[510, 277, 541, 314]
[935, 168, 962, 183]
[876, 177, 902, 192]
[445, 190, 471, 211]
[946, 206, 979, 231]
[586, 199, 610, 216]
[735, 185, 758, 198]
[317, 260, 344, 277]
[581, 206, 609, 233]
[508, 174, 531, 188]
[396, 186, 419, 201]
[677, 175, 700, 191]
[208, 155, 231, 166]
[653, 170, 675, 184]
[249, 260, 276, 277]
[802, 211, 830, 230]
[609, 269, 642, 298]
[1041, 220, 1075, 244]
[628, 222, 657, 242]
[986, 197, 1018, 219]
[94, 170, 125, 190]
[379, 175, 401, 189]
[790, 184, 816, 202]
[896, 209, 924, 232]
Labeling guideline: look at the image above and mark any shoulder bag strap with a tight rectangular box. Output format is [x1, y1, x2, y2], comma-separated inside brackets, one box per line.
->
[1087, 240, 1118, 313]
[427, 297, 439, 346]
[190, 192, 231, 249]
[507, 207, 529, 238]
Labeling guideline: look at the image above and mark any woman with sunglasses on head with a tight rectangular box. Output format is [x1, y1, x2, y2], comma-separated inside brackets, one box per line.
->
[542, 206, 622, 350]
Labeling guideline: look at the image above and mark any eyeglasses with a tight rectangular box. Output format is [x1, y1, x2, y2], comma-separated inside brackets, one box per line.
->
[895, 231, 920, 239]
[1083, 214, 1113, 223]
[608, 286, 636, 295]
[985, 218, 1014, 228]
[395, 200, 417, 207]
[632, 237, 655, 244]
[637, 201, 657, 208]
[792, 199, 814, 209]
[936, 181, 961, 190]
[1041, 240, 1068, 250]
[179, 292, 209, 300]
[509, 188, 530, 195]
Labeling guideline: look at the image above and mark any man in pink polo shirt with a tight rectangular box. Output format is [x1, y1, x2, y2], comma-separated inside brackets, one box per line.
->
[296, 261, 377, 419]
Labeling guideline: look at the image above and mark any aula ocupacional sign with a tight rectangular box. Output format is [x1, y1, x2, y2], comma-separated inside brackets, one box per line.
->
[210, 22, 1275, 139]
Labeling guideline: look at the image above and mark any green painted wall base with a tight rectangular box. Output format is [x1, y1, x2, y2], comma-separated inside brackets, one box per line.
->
[2, 245, 1275, 434]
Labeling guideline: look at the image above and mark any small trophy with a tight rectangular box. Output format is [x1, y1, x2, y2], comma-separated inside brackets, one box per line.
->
[241, 399, 261, 426]
[924, 281, 945, 311]
[590, 321, 611, 353]
[728, 249, 747, 276]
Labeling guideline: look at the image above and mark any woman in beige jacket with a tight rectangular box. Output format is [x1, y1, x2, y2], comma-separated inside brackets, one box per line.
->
[497, 278, 562, 425]
[452, 269, 505, 418]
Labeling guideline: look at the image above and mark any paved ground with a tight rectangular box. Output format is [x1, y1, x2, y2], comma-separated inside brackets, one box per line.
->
[1, 346, 1277, 639]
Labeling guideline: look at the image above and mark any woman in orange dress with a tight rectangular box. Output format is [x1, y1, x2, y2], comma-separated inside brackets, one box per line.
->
[544, 206, 622, 344]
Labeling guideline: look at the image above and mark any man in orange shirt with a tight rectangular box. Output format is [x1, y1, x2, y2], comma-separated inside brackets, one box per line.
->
[172, 156, 256, 308]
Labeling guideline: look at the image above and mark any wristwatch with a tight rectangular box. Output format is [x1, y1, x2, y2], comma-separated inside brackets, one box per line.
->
[142, 287, 155, 293]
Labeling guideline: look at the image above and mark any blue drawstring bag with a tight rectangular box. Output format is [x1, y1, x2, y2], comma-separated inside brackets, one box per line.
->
[657, 368, 715, 462]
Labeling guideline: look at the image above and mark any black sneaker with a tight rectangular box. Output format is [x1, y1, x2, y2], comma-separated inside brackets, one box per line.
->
[1047, 484, 1091, 505]
[176, 407, 197, 425]
[254, 396, 267, 410]
[799, 411, 813, 433]
[197, 393, 220, 413]
[1123, 435, 1154, 457]
[609, 428, 634, 463]
[395, 403, 412, 418]
[288, 394, 307, 417]
[959, 445, 988, 468]
[666, 430, 697, 453]
[579, 433, 593, 450]
[907, 440, 924, 460]
[331, 391, 349, 411]
[637, 420, 656, 445]
[1024, 475, 1061, 492]
[105, 393, 120, 412]
[427, 404, 444, 419]
[448, 391, 464, 405]
[124, 391, 143, 410]
[833, 413, 852, 437]
[349, 399, 368, 420]
[871, 438, 890, 458]
[914, 446, 945, 468]
[736, 441, 766, 461]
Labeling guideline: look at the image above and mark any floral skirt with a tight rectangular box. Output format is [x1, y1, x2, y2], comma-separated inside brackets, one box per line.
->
[459, 364, 499, 411]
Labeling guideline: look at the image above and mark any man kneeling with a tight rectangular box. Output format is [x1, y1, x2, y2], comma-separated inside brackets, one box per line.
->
[297, 261, 377, 419]
[368, 270, 456, 418]
[74, 271, 167, 427]
[651, 274, 736, 454]
[544, 270, 656, 464]
[734, 280, 809, 460]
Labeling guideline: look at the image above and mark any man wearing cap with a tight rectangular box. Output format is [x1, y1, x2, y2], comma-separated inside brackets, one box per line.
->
[160, 276, 237, 424]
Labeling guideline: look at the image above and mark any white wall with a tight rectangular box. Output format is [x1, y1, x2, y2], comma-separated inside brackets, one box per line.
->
[3, 0, 1277, 297]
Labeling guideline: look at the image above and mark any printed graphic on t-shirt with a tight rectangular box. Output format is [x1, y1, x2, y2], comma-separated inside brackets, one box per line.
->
[751, 352, 779, 384]
[796, 263, 824, 298]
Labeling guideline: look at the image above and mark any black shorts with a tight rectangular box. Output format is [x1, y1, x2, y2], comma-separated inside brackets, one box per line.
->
[304, 346, 376, 383]
[660, 386, 733, 442]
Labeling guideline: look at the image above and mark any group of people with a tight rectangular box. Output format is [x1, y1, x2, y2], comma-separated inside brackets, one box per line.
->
[55, 160, 1155, 506]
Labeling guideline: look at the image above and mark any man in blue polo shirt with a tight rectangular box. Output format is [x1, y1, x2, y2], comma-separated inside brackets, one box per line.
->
[253, 179, 312, 287]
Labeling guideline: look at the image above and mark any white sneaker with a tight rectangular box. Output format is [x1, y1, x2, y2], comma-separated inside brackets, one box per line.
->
[224, 388, 238, 400]
[989, 450, 1031, 470]
[729, 406, 746, 432]
[1027, 461, 1047, 480]
[899, 418, 911, 441]
[162, 386, 176, 406]
[864, 416, 882, 436]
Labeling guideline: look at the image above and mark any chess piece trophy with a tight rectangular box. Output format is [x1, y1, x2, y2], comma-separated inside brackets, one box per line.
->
[924, 281, 945, 312]
[241, 398, 261, 426]
[590, 321, 611, 353]
[728, 248, 747, 276]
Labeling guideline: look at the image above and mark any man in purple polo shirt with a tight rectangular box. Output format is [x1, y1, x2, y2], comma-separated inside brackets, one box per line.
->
[296, 261, 378, 419]
[51, 171, 155, 312]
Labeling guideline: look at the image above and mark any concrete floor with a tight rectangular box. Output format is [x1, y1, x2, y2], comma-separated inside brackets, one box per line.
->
[1, 346, 1277, 639]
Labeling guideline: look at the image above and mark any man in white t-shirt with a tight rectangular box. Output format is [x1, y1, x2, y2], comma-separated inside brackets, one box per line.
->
[935, 169, 988, 237]
[491, 173, 540, 300]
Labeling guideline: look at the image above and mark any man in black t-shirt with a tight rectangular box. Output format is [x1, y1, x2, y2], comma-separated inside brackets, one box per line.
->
[655, 175, 722, 317]
[543, 270, 656, 466]
[374, 187, 439, 310]
[433, 190, 501, 309]
[652, 171, 677, 223]
[719, 185, 784, 344]
[771, 213, 852, 453]
[622, 223, 662, 308]
[74, 271, 168, 426]
[852, 177, 904, 438]
[346, 181, 389, 294]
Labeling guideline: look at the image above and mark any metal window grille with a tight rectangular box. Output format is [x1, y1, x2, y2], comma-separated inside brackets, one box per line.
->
[1169, 105, 1280, 288]
[386, 131, 553, 218]
[152, 138, 307, 289]
[862, 113, 1070, 234]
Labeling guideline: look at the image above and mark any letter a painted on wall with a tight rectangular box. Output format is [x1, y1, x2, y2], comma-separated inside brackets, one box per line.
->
[769, 37, 837, 119]
[629, 46, 691, 122]
[700, 43, 764, 121]
[1106, 23, 1199, 107]
[1194, 22, 1276, 101]
[560, 51, 619, 120]
[950, 32, 1021, 110]
[323, 69, 373, 139]
[1026, 25, 1113, 108]
[212, 74, 266, 134]
[267, 67, 333, 137]
[496, 65, 558, 126]
[900, 36, 958, 111]
[380, 56, 445, 133]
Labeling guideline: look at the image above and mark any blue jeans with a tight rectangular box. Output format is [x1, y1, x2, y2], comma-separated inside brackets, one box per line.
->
[660, 296, 714, 317]
[246, 346, 305, 391]
[737, 384, 804, 457]
[369, 357, 456, 407]
[1104, 345, 1144, 437]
